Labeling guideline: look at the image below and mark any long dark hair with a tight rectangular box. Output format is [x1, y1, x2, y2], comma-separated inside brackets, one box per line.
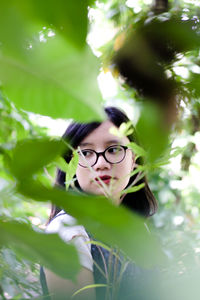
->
[49, 106, 157, 221]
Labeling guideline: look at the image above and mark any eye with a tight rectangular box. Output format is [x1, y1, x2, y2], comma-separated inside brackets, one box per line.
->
[107, 145, 122, 154]
[80, 149, 94, 157]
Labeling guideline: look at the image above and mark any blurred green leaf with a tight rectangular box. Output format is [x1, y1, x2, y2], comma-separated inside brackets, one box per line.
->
[72, 283, 107, 298]
[0, 0, 89, 56]
[8, 138, 66, 180]
[110, 121, 134, 138]
[186, 72, 200, 98]
[0, 219, 80, 279]
[136, 103, 169, 162]
[55, 157, 69, 172]
[151, 146, 185, 169]
[0, 1, 30, 59]
[18, 179, 166, 268]
[27, 0, 89, 49]
[0, 247, 42, 298]
[0, 38, 104, 121]
[128, 142, 147, 159]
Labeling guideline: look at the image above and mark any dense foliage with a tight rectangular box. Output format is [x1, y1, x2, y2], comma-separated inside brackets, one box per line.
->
[0, 0, 200, 299]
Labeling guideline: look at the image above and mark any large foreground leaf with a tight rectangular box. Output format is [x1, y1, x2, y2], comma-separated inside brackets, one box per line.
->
[0, 0, 89, 55]
[27, 0, 89, 49]
[8, 138, 66, 180]
[0, 219, 80, 279]
[18, 179, 166, 268]
[0, 34, 104, 121]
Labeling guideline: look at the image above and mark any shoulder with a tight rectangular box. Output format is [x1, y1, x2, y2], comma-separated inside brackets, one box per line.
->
[46, 210, 89, 242]
[46, 211, 76, 234]
[46, 211, 93, 272]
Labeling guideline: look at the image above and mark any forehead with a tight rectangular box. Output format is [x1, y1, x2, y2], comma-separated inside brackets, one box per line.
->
[79, 120, 129, 146]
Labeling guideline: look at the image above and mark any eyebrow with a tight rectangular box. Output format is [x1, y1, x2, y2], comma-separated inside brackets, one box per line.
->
[79, 139, 121, 147]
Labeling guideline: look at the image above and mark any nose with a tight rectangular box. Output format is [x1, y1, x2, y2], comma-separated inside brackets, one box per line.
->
[93, 154, 111, 170]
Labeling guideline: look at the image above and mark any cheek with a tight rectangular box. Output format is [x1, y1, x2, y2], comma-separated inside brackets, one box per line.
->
[76, 167, 90, 191]
[119, 152, 134, 175]
[118, 165, 132, 187]
[115, 155, 134, 190]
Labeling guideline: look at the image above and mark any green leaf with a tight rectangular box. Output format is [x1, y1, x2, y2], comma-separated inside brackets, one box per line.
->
[109, 121, 134, 139]
[121, 183, 145, 195]
[72, 284, 107, 298]
[18, 179, 166, 268]
[8, 138, 66, 180]
[0, 219, 80, 279]
[55, 156, 69, 172]
[0, 0, 89, 56]
[128, 142, 147, 158]
[55, 151, 79, 189]
[0, 36, 104, 121]
[28, 0, 89, 49]
[0, 1, 30, 59]
[186, 72, 200, 98]
[151, 146, 185, 168]
[136, 103, 169, 162]
[65, 152, 79, 189]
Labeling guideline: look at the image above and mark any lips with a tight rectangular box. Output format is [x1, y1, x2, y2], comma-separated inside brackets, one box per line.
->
[95, 175, 113, 185]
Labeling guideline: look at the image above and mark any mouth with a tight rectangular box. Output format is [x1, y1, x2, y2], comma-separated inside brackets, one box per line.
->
[95, 175, 114, 185]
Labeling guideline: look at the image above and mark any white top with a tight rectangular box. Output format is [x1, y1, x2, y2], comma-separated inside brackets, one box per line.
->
[46, 211, 93, 272]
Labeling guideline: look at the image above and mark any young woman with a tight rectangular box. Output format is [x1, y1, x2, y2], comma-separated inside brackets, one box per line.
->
[41, 106, 157, 300]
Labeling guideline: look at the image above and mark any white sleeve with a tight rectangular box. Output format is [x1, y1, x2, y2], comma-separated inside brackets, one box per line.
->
[46, 211, 93, 272]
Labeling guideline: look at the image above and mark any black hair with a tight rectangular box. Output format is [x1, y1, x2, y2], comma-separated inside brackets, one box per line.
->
[49, 106, 157, 221]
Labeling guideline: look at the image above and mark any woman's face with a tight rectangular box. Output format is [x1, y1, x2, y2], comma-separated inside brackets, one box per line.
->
[76, 120, 135, 202]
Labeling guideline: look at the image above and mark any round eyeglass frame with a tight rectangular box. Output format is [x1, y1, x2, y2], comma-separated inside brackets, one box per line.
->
[78, 145, 129, 168]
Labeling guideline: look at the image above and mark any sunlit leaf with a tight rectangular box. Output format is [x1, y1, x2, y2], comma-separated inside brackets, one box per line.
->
[0, 38, 104, 121]
[27, 0, 89, 48]
[110, 121, 134, 138]
[0, 0, 89, 56]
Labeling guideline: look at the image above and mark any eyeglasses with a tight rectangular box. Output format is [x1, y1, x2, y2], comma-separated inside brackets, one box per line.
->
[78, 145, 129, 168]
